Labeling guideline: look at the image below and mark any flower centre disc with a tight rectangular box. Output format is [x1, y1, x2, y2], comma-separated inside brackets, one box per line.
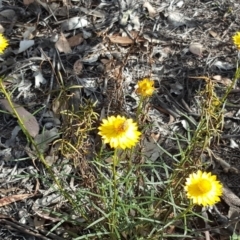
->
[197, 179, 212, 194]
[115, 121, 128, 133]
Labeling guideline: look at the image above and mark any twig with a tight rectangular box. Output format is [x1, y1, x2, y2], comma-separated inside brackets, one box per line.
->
[38, 49, 56, 126]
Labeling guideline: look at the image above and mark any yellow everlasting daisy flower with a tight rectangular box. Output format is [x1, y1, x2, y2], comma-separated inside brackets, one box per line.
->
[136, 78, 155, 97]
[233, 32, 240, 49]
[98, 115, 141, 149]
[184, 170, 223, 206]
[0, 34, 9, 54]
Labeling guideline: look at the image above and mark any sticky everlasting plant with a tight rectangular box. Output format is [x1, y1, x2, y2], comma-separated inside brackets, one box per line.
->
[233, 32, 240, 49]
[0, 34, 9, 53]
[98, 115, 141, 149]
[136, 78, 155, 98]
[184, 170, 223, 206]
[98, 116, 141, 233]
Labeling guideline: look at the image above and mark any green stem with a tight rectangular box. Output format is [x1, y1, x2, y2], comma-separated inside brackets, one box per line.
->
[136, 96, 144, 119]
[110, 149, 118, 233]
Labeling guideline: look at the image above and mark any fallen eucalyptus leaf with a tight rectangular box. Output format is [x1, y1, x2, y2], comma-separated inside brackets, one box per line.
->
[0, 99, 39, 137]
[143, 2, 157, 18]
[67, 33, 83, 47]
[189, 43, 203, 56]
[209, 30, 221, 40]
[212, 75, 232, 86]
[61, 17, 88, 31]
[108, 32, 145, 46]
[55, 32, 72, 54]
[34, 128, 59, 153]
[73, 59, 83, 75]
[0, 193, 34, 207]
[17, 40, 35, 54]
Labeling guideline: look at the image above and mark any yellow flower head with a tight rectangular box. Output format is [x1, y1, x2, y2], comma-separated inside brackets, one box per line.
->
[184, 170, 223, 206]
[233, 32, 240, 49]
[98, 115, 141, 149]
[0, 34, 8, 54]
[136, 78, 155, 97]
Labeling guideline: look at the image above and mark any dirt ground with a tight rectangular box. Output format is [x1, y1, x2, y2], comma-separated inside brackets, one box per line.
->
[1, 0, 240, 239]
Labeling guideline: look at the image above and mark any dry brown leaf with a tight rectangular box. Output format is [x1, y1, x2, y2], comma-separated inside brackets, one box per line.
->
[105, 156, 113, 163]
[101, 59, 114, 72]
[212, 75, 222, 81]
[143, 2, 157, 18]
[212, 75, 232, 86]
[108, 32, 145, 46]
[209, 30, 218, 38]
[0, 99, 39, 137]
[73, 59, 83, 75]
[55, 32, 72, 54]
[209, 30, 221, 40]
[0, 193, 33, 207]
[220, 78, 232, 86]
[189, 43, 203, 57]
[100, 59, 111, 65]
[52, 98, 61, 114]
[67, 34, 84, 47]
[150, 132, 160, 141]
